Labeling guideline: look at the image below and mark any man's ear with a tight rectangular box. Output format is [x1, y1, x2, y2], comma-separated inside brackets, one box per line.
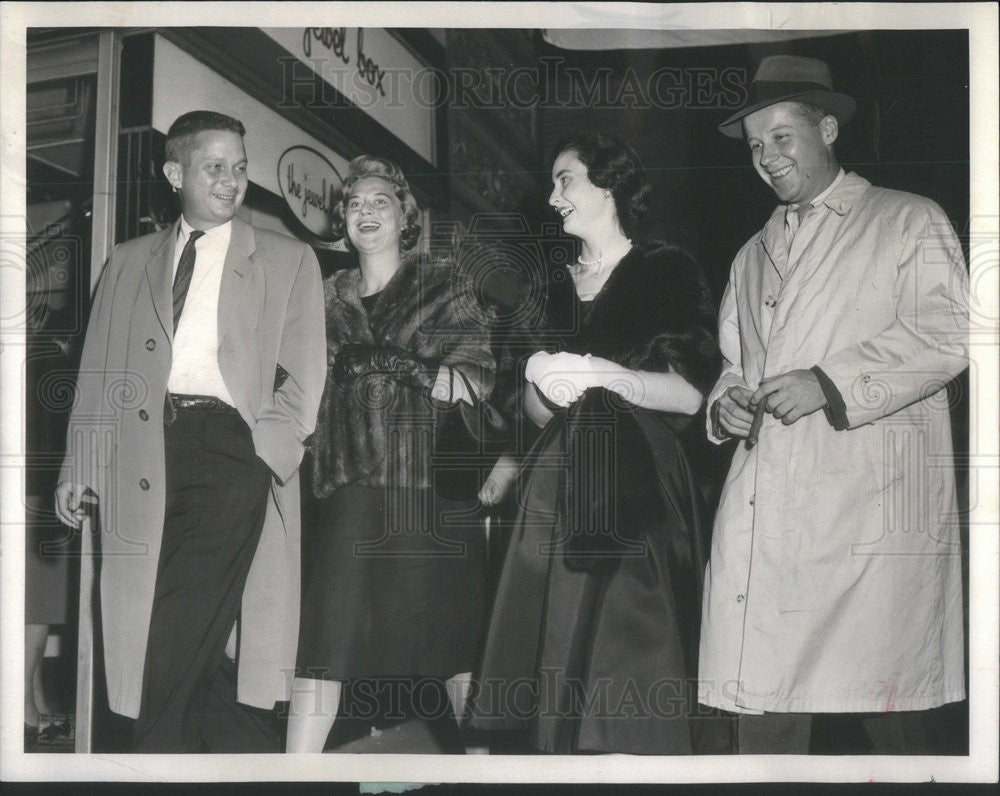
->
[163, 160, 182, 191]
[820, 114, 839, 147]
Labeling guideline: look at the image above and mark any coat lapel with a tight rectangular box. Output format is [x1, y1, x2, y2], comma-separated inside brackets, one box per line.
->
[144, 222, 180, 341]
[760, 206, 790, 281]
[218, 217, 260, 346]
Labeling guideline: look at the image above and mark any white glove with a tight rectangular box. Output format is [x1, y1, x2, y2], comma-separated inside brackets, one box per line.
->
[523, 350, 551, 386]
[524, 351, 601, 407]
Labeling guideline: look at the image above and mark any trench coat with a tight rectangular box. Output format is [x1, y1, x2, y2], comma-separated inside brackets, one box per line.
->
[699, 172, 969, 713]
[59, 217, 326, 718]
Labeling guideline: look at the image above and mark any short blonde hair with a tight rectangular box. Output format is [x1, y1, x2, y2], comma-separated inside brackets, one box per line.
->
[332, 155, 422, 252]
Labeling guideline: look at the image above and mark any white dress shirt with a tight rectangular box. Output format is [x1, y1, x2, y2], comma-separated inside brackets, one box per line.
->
[167, 218, 235, 404]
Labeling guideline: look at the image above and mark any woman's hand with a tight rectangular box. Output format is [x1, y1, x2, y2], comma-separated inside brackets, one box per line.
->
[524, 351, 602, 407]
[479, 454, 519, 506]
[332, 343, 378, 383]
[429, 365, 475, 404]
[523, 382, 554, 427]
[333, 343, 435, 390]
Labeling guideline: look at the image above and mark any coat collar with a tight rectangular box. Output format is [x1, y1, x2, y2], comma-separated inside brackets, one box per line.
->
[337, 250, 420, 309]
[759, 171, 870, 278]
[816, 170, 870, 216]
[144, 223, 180, 341]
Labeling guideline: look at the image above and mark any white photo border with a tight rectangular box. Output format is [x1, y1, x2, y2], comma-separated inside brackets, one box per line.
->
[2, 1, 997, 784]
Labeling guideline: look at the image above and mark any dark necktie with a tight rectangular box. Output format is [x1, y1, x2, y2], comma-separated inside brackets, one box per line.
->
[172, 229, 204, 334]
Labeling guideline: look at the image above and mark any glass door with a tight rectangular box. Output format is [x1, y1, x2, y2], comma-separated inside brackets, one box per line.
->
[24, 30, 100, 754]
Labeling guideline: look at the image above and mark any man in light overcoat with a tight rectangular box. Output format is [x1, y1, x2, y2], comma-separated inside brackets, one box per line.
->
[700, 56, 969, 754]
[56, 110, 326, 752]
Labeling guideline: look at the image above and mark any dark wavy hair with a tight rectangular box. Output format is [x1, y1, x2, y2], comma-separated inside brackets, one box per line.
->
[165, 110, 246, 164]
[332, 155, 422, 252]
[550, 132, 651, 239]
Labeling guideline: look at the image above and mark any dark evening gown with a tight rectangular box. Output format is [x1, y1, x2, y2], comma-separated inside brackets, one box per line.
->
[469, 241, 729, 754]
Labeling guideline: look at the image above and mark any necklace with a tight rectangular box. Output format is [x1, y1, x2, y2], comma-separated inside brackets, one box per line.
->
[575, 238, 632, 268]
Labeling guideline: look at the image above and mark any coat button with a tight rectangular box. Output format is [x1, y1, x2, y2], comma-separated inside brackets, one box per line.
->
[139, 409, 149, 421]
[749, 495, 755, 506]
[146, 338, 156, 351]
[139, 478, 149, 490]
[737, 594, 745, 603]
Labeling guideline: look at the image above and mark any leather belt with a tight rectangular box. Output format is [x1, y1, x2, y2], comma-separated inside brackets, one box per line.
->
[168, 393, 239, 414]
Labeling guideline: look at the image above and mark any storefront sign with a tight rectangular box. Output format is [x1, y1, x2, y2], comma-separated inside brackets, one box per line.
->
[277, 146, 343, 239]
[152, 36, 351, 219]
[261, 27, 436, 164]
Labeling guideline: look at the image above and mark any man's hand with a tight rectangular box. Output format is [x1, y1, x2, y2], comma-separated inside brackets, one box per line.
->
[715, 385, 755, 438]
[751, 369, 827, 425]
[55, 482, 91, 528]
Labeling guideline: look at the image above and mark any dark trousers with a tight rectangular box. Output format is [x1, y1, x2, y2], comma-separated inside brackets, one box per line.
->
[132, 407, 276, 753]
[737, 710, 937, 755]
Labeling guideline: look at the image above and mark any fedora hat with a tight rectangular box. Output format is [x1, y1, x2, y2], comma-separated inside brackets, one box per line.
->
[719, 55, 857, 138]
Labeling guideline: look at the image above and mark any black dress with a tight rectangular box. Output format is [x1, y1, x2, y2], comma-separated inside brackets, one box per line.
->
[469, 241, 728, 754]
[296, 482, 485, 679]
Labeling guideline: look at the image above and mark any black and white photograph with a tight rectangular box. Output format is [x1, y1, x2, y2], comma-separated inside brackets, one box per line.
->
[1, 1, 997, 788]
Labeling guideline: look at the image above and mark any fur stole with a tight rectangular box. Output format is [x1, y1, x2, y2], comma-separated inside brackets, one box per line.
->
[565, 240, 721, 398]
[310, 252, 495, 496]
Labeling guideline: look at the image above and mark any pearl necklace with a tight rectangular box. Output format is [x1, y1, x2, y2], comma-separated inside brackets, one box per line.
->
[569, 238, 634, 301]
[574, 238, 633, 269]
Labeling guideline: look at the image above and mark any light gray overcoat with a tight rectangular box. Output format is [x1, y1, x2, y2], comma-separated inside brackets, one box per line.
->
[60, 217, 326, 717]
[700, 173, 968, 713]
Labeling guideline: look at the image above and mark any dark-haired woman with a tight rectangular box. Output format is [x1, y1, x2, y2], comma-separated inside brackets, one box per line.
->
[286, 156, 494, 752]
[470, 133, 725, 754]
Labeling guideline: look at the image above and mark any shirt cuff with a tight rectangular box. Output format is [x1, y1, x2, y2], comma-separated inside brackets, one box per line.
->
[811, 365, 849, 430]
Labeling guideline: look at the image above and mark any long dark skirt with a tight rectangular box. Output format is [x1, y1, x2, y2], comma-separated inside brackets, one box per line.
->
[469, 399, 728, 754]
[296, 484, 486, 680]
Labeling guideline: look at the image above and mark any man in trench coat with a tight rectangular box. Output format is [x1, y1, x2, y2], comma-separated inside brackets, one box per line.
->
[699, 56, 969, 753]
[55, 110, 326, 751]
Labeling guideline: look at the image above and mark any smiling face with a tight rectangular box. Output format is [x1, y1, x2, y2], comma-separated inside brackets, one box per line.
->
[743, 102, 839, 205]
[548, 149, 617, 239]
[344, 176, 405, 255]
[162, 129, 248, 230]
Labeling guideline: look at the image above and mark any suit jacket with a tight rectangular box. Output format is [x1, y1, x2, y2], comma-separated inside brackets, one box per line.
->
[59, 216, 327, 717]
